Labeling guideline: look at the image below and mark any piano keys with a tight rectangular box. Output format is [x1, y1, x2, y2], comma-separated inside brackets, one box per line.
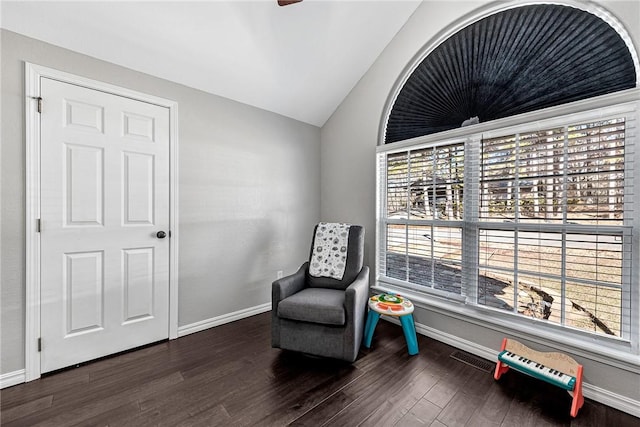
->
[497, 350, 576, 390]
[494, 338, 584, 417]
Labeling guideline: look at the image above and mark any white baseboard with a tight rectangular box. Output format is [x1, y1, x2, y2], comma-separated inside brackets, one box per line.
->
[382, 317, 640, 418]
[178, 303, 271, 337]
[412, 319, 497, 362]
[583, 382, 640, 418]
[1, 369, 26, 389]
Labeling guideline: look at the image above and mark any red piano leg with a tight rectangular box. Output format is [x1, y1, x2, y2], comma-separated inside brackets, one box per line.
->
[494, 337, 510, 380]
[569, 365, 584, 417]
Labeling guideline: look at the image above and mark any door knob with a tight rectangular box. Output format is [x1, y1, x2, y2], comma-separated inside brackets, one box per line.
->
[156, 231, 167, 239]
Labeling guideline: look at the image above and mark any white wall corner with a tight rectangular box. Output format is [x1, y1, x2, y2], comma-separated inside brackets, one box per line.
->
[177, 303, 271, 337]
[0, 369, 26, 389]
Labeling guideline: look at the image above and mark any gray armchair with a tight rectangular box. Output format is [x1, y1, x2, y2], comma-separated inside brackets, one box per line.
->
[271, 224, 369, 362]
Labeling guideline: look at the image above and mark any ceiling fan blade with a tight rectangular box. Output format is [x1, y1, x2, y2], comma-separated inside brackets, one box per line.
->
[278, 0, 303, 6]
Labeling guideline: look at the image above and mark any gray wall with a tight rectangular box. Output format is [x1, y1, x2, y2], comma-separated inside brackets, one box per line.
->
[320, 0, 640, 405]
[1, 29, 320, 374]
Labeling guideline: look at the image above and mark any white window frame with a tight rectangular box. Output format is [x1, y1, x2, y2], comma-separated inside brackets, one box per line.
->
[375, 89, 640, 364]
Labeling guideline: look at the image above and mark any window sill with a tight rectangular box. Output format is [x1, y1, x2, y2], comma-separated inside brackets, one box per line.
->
[372, 280, 640, 374]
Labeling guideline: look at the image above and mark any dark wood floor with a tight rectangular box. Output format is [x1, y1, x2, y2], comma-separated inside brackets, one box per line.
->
[1, 312, 638, 426]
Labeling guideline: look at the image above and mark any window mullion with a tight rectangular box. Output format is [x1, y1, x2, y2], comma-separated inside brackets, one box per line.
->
[405, 152, 412, 283]
[377, 153, 387, 282]
[430, 148, 436, 287]
[463, 136, 480, 303]
[624, 109, 637, 345]
[513, 134, 520, 312]
[560, 126, 570, 327]
[515, 133, 521, 221]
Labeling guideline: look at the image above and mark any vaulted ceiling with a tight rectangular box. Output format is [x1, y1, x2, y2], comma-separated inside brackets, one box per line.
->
[0, 0, 422, 126]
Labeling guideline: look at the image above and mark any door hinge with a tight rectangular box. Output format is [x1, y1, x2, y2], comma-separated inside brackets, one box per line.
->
[36, 218, 41, 233]
[38, 338, 42, 352]
[31, 96, 42, 113]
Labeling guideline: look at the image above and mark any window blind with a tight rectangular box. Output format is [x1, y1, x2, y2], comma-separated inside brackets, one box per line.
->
[479, 119, 627, 225]
[377, 105, 636, 340]
[384, 4, 636, 143]
[381, 143, 465, 295]
[477, 116, 634, 338]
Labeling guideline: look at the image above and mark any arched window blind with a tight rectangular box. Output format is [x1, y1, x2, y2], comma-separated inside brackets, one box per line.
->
[384, 4, 637, 144]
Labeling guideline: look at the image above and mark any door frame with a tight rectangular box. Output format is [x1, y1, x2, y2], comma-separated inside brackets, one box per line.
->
[24, 62, 179, 381]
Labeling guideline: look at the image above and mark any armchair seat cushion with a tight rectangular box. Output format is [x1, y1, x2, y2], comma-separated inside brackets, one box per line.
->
[277, 288, 346, 326]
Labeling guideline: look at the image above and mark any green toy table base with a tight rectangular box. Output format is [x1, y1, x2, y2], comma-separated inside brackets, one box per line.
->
[363, 293, 418, 355]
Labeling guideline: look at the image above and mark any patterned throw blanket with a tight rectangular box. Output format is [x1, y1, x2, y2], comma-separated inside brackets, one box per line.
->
[309, 222, 351, 280]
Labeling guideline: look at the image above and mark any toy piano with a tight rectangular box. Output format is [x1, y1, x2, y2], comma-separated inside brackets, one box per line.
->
[494, 338, 584, 417]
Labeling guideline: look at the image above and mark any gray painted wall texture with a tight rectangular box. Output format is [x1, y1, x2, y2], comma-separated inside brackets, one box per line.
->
[320, 0, 640, 405]
[1, 29, 320, 374]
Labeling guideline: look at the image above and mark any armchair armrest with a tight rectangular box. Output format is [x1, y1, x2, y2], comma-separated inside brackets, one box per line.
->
[272, 262, 308, 309]
[272, 262, 308, 348]
[344, 266, 370, 330]
[342, 266, 370, 361]
[344, 266, 370, 317]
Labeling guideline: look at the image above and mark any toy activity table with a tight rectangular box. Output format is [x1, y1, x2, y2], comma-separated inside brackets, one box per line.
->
[363, 293, 418, 355]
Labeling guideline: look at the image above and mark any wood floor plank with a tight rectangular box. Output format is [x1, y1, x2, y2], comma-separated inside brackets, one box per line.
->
[72, 401, 142, 427]
[292, 345, 419, 425]
[323, 355, 431, 426]
[358, 368, 440, 427]
[0, 394, 53, 424]
[605, 406, 640, 427]
[467, 381, 514, 426]
[2, 371, 184, 427]
[400, 398, 442, 426]
[1, 312, 638, 427]
[245, 360, 364, 426]
[62, 371, 184, 426]
[500, 379, 572, 427]
[569, 401, 606, 427]
[132, 360, 259, 425]
[289, 390, 355, 426]
[423, 378, 459, 409]
[435, 390, 485, 426]
[0, 367, 90, 409]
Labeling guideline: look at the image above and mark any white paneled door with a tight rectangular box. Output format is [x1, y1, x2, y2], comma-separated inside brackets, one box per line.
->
[39, 78, 170, 373]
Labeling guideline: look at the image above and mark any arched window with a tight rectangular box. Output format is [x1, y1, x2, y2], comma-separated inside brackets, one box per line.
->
[384, 3, 637, 144]
[376, 2, 639, 345]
